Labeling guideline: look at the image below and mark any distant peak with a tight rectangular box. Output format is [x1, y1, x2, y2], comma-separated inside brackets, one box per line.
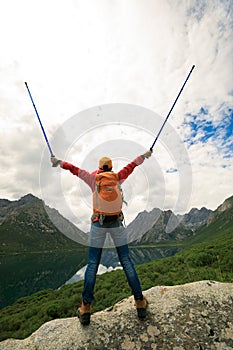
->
[0, 194, 42, 210]
[18, 194, 41, 205]
[217, 196, 233, 212]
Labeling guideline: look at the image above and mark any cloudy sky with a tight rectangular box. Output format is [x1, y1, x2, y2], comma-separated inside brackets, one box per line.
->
[0, 0, 232, 233]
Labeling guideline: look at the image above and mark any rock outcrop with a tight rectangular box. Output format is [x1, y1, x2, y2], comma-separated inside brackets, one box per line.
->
[1, 281, 233, 350]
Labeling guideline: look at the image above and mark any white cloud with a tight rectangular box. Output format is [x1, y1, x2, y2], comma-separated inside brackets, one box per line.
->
[0, 0, 232, 233]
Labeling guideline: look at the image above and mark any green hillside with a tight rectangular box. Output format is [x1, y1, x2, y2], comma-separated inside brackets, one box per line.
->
[0, 195, 84, 253]
[183, 195, 233, 246]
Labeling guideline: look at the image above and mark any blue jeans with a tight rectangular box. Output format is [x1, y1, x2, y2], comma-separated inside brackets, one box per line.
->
[82, 220, 143, 303]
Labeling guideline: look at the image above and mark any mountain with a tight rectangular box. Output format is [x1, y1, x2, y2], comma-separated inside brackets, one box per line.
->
[127, 206, 212, 245]
[177, 207, 213, 226]
[1, 193, 232, 251]
[0, 193, 213, 252]
[132, 195, 233, 246]
[184, 194, 233, 245]
[0, 194, 87, 253]
[216, 195, 233, 212]
[0, 194, 89, 308]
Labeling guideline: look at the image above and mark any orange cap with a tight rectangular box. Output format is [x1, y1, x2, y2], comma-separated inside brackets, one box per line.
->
[99, 157, 112, 169]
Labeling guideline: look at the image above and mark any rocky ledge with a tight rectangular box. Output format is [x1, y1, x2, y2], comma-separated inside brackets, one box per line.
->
[0, 281, 233, 350]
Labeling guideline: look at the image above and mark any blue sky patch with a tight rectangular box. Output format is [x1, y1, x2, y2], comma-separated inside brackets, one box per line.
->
[166, 168, 178, 174]
[183, 107, 233, 158]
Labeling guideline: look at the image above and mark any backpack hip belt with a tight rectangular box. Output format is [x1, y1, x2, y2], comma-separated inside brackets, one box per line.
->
[91, 212, 124, 225]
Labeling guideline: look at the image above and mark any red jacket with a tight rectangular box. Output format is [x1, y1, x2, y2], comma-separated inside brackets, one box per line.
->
[60, 155, 145, 192]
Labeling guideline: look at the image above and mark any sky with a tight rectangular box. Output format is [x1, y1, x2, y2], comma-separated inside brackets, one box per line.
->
[0, 0, 232, 234]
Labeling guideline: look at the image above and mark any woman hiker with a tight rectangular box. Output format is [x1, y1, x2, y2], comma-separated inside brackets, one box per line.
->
[51, 150, 152, 325]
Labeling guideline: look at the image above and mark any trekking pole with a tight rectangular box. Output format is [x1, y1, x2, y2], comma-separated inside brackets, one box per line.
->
[150, 65, 195, 151]
[24, 82, 55, 157]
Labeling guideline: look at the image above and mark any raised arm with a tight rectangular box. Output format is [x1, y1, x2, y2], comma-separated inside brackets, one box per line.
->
[51, 157, 95, 190]
[117, 150, 152, 183]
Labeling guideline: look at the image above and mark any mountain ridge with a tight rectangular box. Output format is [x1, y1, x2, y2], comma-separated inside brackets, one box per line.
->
[127, 206, 213, 245]
[0, 193, 87, 253]
[1, 193, 233, 252]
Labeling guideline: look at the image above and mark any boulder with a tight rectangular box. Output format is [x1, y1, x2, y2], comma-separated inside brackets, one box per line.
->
[1, 281, 233, 350]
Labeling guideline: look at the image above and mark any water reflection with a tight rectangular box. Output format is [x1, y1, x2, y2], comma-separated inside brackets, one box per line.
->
[65, 245, 183, 284]
[0, 245, 182, 308]
[0, 250, 87, 309]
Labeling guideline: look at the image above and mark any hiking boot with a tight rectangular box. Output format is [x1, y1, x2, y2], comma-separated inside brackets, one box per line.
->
[135, 296, 148, 320]
[77, 301, 92, 326]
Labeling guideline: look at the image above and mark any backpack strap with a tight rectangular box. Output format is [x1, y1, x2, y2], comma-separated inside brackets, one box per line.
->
[94, 181, 100, 209]
[117, 182, 127, 206]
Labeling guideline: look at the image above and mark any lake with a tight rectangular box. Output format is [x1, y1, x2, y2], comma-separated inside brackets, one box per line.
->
[0, 245, 182, 308]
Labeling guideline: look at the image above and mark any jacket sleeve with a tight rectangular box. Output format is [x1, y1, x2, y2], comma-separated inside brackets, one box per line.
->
[60, 161, 95, 191]
[117, 155, 145, 183]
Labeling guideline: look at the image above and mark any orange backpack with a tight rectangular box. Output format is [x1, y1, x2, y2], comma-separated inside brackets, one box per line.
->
[93, 172, 124, 216]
